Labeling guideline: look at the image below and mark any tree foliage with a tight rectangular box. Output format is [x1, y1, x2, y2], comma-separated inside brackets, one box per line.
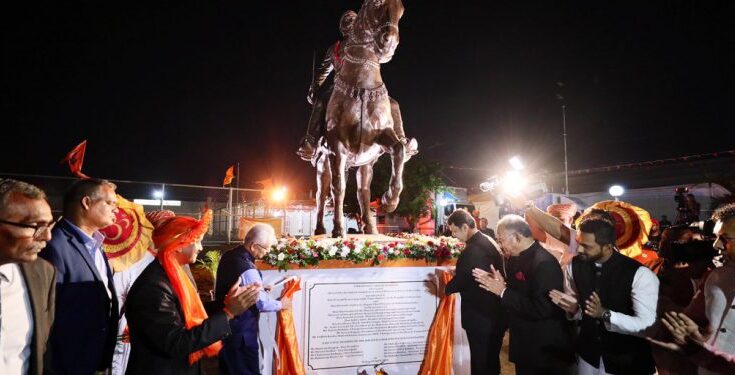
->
[344, 154, 445, 232]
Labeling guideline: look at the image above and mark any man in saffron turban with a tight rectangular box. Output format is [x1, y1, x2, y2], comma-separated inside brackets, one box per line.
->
[125, 210, 261, 375]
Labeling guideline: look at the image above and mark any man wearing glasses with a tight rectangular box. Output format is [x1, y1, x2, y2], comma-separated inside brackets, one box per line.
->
[40, 178, 120, 375]
[215, 224, 292, 375]
[0, 179, 57, 375]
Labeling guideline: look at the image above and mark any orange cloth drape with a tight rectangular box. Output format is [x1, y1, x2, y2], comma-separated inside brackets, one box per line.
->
[419, 271, 456, 375]
[274, 278, 305, 375]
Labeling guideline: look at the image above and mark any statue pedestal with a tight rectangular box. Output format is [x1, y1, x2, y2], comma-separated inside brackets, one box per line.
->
[259, 262, 470, 375]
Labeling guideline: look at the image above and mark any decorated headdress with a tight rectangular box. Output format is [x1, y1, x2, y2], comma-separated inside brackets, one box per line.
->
[339, 10, 357, 36]
[152, 209, 212, 254]
[150, 209, 218, 364]
[575, 200, 652, 259]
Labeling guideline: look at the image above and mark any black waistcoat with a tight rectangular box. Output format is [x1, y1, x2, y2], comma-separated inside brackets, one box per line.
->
[214, 246, 261, 335]
[571, 251, 655, 375]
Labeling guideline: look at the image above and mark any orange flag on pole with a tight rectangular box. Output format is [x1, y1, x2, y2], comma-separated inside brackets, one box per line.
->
[223, 165, 235, 186]
[61, 140, 90, 179]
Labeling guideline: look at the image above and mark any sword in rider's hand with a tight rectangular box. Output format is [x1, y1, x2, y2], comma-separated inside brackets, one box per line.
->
[308, 50, 316, 105]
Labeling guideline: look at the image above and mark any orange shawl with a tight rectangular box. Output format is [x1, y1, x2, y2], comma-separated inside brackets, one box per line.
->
[152, 210, 220, 365]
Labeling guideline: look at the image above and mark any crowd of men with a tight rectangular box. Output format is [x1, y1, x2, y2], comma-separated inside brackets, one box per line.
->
[444, 200, 735, 375]
[1, 176, 734, 375]
[0, 178, 285, 375]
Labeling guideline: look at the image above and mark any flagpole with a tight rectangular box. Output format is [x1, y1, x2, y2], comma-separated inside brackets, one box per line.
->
[236, 162, 240, 207]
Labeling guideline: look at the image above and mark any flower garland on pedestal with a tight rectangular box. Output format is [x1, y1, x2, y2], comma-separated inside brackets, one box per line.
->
[263, 234, 464, 271]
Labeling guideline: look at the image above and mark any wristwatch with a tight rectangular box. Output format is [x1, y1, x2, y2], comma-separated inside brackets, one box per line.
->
[602, 309, 611, 323]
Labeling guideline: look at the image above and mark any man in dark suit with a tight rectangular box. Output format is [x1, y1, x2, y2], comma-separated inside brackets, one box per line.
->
[444, 209, 506, 375]
[0, 179, 57, 375]
[474, 215, 574, 375]
[215, 224, 291, 375]
[40, 179, 120, 374]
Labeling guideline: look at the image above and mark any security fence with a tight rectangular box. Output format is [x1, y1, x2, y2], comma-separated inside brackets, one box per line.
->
[0, 173, 274, 245]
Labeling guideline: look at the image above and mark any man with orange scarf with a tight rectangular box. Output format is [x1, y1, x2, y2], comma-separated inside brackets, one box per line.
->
[125, 210, 261, 375]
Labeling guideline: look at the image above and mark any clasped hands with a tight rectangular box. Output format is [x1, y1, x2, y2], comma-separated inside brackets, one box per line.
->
[472, 265, 506, 296]
[549, 289, 607, 319]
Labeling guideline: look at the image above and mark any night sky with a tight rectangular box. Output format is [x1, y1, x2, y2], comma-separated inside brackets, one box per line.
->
[3, 1, 733, 192]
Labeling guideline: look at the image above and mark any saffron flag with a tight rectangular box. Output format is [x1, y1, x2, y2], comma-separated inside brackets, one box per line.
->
[100, 195, 155, 272]
[223, 165, 235, 186]
[61, 140, 90, 179]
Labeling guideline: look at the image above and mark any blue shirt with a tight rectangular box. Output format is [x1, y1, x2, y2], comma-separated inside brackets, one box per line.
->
[240, 268, 282, 312]
[63, 219, 111, 298]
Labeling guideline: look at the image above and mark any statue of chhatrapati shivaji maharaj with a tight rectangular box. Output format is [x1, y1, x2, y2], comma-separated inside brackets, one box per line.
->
[297, 9, 417, 163]
[298, 0, 416, 238]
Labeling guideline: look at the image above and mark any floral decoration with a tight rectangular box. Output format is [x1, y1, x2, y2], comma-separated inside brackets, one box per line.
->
[263, 234, 464, 271]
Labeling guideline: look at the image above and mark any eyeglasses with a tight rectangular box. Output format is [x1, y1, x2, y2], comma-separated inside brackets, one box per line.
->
[253, 243, 270, 252]
[0, 216, 62, 239]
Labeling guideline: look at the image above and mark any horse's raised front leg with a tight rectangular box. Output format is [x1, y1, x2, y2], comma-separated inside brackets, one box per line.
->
[375, 129, 405, 213]
[328, 149, 347, 238]
[314, 152, 330, 235]
[356, 161, 377, 234]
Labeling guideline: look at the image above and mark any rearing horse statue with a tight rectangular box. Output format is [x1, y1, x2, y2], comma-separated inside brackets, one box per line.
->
[314, 0, 407, 237]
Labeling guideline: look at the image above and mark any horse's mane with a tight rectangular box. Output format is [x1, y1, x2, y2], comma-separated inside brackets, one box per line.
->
[349, 0, 380, 44]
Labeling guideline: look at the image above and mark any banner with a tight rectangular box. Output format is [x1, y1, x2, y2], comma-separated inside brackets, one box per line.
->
[101, 195, 155, 272]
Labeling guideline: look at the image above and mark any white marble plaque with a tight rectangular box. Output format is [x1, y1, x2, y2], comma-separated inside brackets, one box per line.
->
[305, 281, 437, 371]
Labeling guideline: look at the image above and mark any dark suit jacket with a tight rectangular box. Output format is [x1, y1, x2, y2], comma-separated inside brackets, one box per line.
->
[39, 220, 119, 374]
[125, 260, 232, 375]
[18, 258, 56, 375]
[445, 231, 506, 334]
[501, 242, 574, 368]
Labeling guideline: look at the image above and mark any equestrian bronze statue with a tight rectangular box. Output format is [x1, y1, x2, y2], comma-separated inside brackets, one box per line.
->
[301, 0, 415, 237]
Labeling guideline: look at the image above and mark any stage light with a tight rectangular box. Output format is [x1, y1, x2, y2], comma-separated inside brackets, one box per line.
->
[271, 186, 287, 202]
[508, 156, 524, 171]
[501, 170, 527, 197]
[609, 185, 624, 200]
[152, 190, 164, 199]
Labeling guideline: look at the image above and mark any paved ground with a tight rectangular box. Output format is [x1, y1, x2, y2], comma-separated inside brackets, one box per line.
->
[202, 333, 516, 374]
[500, 332, 516, 374]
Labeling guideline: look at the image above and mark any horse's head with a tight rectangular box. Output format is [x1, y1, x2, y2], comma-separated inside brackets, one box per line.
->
[351, 0, 404, 63]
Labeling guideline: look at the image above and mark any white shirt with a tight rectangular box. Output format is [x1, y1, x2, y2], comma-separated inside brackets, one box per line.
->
[699, 261, 735, 375]
[564, 260, 659, 335]
[0, 263, 34, 375]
